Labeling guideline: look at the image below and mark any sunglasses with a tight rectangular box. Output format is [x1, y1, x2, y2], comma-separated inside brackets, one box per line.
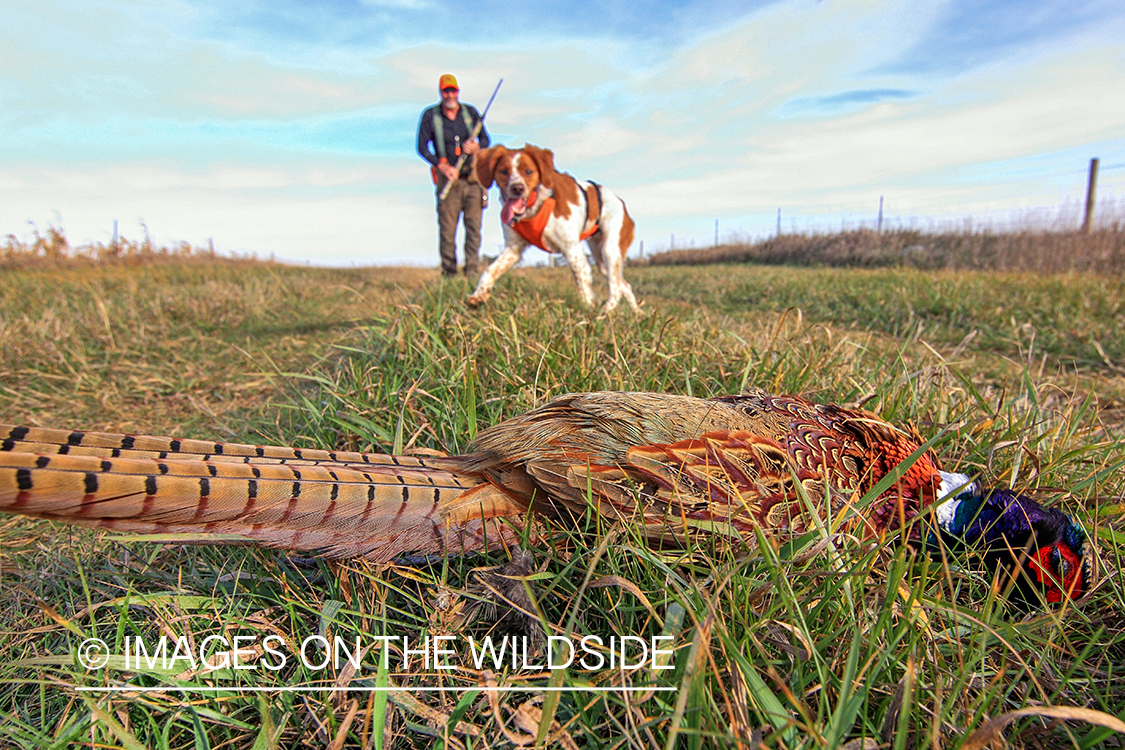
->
[441, 87, 459, 94]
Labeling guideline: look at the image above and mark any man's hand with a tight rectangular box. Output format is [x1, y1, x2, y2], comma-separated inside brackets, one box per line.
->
[463, 139, 480, 156]
[439, 162, 459, 182]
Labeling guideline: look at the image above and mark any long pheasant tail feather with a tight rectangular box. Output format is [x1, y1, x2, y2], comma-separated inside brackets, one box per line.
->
[0, 425, 529, 562]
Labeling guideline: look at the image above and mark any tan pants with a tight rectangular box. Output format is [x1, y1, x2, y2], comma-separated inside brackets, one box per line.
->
[437, 178, 483, 277]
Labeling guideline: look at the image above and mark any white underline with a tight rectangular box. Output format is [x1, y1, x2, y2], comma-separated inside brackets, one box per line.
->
[76, 685, 677, 693]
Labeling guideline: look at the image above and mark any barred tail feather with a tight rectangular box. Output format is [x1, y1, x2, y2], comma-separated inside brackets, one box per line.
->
[0, 425, 529, 561]
[2, 424, 425, 467]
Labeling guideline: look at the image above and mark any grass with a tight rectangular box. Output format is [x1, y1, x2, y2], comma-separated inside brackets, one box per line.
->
[631, 265, 1125, 380]
[0, 255, 1123, 749]
[0, 260, 431, 433]
[643, 224, 1125, 274]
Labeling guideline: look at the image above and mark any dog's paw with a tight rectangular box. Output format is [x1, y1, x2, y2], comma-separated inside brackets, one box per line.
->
[466, 293, 489, 309]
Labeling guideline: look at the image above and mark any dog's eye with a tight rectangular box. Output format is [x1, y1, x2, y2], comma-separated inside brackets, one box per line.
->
[523, 168, 533, 176]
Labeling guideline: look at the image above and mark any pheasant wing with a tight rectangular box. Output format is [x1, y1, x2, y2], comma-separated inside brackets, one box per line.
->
[528, 430, 860, 548]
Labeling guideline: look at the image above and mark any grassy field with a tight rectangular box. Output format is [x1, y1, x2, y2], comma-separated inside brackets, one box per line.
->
[643, 224, 1125, 274]
[1, 256, 1124, 749]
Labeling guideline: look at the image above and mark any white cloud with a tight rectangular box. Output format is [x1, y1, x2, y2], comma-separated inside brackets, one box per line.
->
[0, 156, 510, 265]
[626, 43, 1125, 216]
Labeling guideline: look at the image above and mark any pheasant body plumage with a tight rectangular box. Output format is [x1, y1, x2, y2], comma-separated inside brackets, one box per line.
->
[0, 389, 1090, 605]
[463, 391, 943, 541]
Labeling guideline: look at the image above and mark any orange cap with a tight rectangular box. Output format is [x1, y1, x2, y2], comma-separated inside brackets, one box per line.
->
[438, 74, 459, 91]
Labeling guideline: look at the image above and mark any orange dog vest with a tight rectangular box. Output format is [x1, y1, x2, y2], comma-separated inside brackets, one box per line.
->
[511, 193, 599, 250]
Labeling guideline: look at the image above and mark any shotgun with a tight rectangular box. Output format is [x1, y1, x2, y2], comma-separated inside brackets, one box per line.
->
[439, 78, 502, 201]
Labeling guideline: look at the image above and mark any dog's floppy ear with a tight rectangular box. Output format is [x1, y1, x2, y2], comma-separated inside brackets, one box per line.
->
[475, 146, 505, 188]
[522, 144, 557, 189]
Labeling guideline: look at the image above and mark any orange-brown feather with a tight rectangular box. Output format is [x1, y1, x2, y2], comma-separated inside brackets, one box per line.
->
[0, 426, 527, 561]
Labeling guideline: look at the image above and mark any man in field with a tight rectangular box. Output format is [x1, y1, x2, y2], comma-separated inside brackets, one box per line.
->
[416, 74, 491, 278]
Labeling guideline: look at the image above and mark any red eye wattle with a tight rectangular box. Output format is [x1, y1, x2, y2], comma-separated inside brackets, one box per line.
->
[1029, 543, 1084, 603]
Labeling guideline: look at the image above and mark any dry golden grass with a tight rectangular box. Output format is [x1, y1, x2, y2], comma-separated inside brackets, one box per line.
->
[645, 225, 1125, 274]
[0, 259, 436, 436]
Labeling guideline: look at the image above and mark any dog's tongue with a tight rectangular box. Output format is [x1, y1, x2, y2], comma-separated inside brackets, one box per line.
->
[502, 197, 527, 225]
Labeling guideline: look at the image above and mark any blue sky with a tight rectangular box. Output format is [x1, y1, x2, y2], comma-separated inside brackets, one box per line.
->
[2, 0, 1124, 265]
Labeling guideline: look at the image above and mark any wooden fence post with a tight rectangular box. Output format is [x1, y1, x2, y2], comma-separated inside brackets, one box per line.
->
[1082, 158, 1099, 233]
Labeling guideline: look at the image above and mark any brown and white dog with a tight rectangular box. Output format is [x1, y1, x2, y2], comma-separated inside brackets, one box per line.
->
[468, 144, 640, 312]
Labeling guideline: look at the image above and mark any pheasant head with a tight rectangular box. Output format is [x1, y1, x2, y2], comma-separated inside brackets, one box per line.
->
[933, 472, 1091, 606]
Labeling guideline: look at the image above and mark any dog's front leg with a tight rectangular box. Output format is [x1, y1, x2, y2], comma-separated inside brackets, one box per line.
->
[558, 242, 596, 308]
[467, 240, 526, 308]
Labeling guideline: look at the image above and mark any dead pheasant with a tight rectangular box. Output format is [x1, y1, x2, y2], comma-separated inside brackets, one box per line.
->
[0, 389, 1090, 605]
